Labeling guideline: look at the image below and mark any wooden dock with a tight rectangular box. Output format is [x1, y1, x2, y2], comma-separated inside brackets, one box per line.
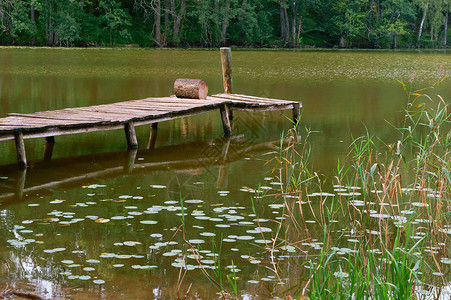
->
[0, 48, 301, 168]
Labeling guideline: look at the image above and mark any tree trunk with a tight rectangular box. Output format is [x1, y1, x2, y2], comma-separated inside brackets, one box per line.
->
[0, 0, 6, 34]
[393, 35, 397, 49]
[280, 0, 286, 41]
[444, 7, 449, 46]
[155, 0, 161, 46]
[417, 2, 428, 46]
[239, 0, 247, 42]
[221, 0, 230, 45]
[46, 1, 54, 46]
[54, 5, 60, 46]
[339, 35, 345, 48]
[31, 4, 36, 45]
[172, 0, 185, 45]
[0, 1, 3, 25]
[46, 2, 51, 45]
[283, 7, 290, 42]
[163, 0, 170, 46]
[290, 2, 297, 47]
[297, 16, 302, 41]
[280, 0, 290, 43]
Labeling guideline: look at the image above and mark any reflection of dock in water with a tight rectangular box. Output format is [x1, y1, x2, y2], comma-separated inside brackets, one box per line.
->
[0, 137, 285, 207]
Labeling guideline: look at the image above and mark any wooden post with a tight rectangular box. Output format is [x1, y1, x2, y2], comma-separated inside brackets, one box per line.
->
[124, 122, 138, 149]
[220, 47, 233, 94]
[14, 131, 27, 169]
[220, 47, 234, 120]
[147, 123, 158, 149]
[292, 103, 301, 125]
[220, 104, 232, 137]
[43, 136, 55, 161]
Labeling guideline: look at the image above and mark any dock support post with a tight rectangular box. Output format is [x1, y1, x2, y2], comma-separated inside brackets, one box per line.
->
[147, 123, 158, 150]
[220, 47, 234, 121]
[124, 122, 138, 149]
[14, 131, 27, 169]
[220, 104, 232, 137]
[43, 136, 55, 161]
[292, 103, 301, 125]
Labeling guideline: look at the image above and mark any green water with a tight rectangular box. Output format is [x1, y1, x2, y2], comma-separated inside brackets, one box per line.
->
[0, 48, 449, 298]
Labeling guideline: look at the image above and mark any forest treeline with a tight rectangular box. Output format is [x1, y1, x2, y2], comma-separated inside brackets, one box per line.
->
[0, 0, 449, 48]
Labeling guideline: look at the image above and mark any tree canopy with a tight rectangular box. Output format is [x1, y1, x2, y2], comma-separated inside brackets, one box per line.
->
[0, 0, 449, 48]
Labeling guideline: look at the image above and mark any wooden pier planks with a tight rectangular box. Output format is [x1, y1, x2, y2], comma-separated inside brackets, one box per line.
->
[0, 94, 299, 139]
[0, 93, 301, 168]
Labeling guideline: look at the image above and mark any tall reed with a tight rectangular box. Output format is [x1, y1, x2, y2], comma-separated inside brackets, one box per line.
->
[264, 75, 450, 299]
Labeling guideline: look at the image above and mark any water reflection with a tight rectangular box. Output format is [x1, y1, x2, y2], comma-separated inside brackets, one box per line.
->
[0, 137, 300, 298]
[0, 137, 285, 206]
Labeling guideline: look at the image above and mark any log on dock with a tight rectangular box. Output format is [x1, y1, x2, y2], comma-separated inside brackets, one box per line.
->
[174, 78, 208, 99]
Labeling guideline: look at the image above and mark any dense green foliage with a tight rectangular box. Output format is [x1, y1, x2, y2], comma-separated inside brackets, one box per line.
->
[0, 0, 449, 48]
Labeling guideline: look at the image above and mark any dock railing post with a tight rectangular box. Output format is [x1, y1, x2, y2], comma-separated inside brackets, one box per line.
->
[220, 47, 234, 121]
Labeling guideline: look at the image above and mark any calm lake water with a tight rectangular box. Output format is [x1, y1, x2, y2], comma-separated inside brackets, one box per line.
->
[0, 48, 449, 298]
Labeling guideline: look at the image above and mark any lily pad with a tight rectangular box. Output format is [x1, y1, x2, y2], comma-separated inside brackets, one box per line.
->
[185, 199, 203, 204]
[188, 239, 205, 244]
[215, 224, 230, 228]
[86, 259, 100, 264]
[123, 241, 142, 246]
[200, 232, 216, 237]
[150, 185, 166, 189]
[61, 260, 74, 264]
[93, 279, 105, 284]
[237, 236, 254, 240]
[140, 220, 158, 225]
[95, 218, 110, 223]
